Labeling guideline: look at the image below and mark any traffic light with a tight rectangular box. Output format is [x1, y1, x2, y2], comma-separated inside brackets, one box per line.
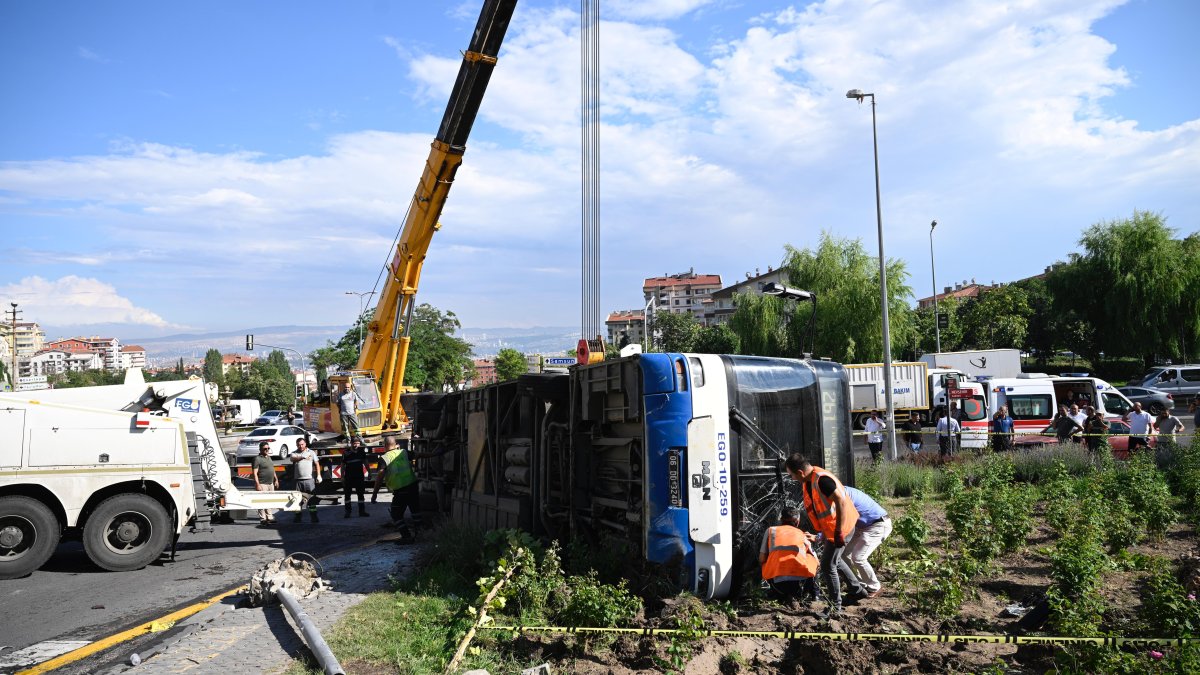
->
[246, 334, 254, 351]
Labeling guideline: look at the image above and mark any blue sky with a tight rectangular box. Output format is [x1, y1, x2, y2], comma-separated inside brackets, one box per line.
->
[1, 0, 1197, 340]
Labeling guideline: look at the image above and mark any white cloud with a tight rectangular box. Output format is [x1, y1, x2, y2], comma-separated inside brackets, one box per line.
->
[0, 276, 180, 328]
[77, 46, 108, 63]
[2, 0, 1198, 330]
[607, 0, 716, 21]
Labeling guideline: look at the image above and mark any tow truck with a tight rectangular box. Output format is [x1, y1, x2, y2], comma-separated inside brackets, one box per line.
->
[0, 371, 302, 579]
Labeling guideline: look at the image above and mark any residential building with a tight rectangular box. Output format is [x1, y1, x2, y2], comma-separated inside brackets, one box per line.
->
[4, 321, 45, 359]
[643, 269, 723, 326]
[472, 358, 497, 387]
[45, 338, 94, 354]
[44, 336, 124, 370]
[605, 309, 645, 346]
[27, 349, 104, 377]
[222, 353, 256, 375]
[120, 345, 147, 370]
[707, 266, 787, 325]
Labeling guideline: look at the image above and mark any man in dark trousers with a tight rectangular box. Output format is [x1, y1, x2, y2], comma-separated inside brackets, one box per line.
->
[785, 453, 865, 617]
[759, 507, 820, 603]
[371, 435, 422, 544]
[341, 436, 370, 518]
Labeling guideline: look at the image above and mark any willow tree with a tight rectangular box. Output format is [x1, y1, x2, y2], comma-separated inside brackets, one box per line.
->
[730, 233, 914, 363]
[1048, 211, 1199, 366]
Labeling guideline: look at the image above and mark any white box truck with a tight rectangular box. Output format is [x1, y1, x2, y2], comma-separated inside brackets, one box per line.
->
[845, 362, 931, 428]
[920, 349, 1023, 379]
[0, 371, 302, 579]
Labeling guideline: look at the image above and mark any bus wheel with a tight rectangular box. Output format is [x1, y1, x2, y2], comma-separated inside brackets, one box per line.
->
[0, 496, 61, 580]
[83, 494, 171, 572]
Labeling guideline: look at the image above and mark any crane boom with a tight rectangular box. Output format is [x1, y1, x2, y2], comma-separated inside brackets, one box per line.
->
[351, 0, 517, 433]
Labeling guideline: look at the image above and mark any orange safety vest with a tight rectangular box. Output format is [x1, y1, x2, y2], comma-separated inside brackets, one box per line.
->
[802, 467, 859, 540]
[762, 525, 818, 581]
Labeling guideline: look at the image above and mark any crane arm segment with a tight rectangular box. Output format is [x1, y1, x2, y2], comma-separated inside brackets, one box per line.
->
[357, 0, 518, 430]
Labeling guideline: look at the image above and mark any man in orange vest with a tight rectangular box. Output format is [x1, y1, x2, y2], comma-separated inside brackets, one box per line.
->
[785, 453, 865, 616]
[759, 507, 820, 603]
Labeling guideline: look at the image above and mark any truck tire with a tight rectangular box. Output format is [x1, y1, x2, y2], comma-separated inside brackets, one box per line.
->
[0, 496, 61, 580]
[82, 494, 171, 572]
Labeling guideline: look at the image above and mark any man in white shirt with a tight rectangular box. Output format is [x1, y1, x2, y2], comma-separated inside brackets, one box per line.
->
[864, 411, 886, 463]
[936, 412, 961, 457]
[1124, 402, 1154, 451]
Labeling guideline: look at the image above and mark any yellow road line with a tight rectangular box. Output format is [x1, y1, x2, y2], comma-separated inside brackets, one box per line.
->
[15, 585, 245, 675]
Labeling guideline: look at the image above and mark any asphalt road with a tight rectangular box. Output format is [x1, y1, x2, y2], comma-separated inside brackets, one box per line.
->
[0, 433, 392, 672]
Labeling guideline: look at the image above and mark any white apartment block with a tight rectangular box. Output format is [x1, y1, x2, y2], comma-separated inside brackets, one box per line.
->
[4, 321, 45, 359]
[27, 349, 104, 377]
[120, 345, 147, 370]
[642, 269, 722, 327]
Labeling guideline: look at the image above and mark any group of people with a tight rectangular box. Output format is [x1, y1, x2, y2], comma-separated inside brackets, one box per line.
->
[1043, 400, 1188, 451]
[866, 408, 965, 459]
[249, 433, 424, 544]
[759, 454, 892, 617]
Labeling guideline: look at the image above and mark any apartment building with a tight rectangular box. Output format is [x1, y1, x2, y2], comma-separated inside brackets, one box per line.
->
[605, 309, 645, 346]
[643, 269, 722, 327]
[222, 353, 256, 375]
[120, 345, 147, 370]
[707, 266, 787, 325]
[4, 321, 45, 359]
[27, 349, 104, 377]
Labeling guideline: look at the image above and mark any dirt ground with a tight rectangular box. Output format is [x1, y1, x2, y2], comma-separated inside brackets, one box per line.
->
[497, 507, 1200, 674]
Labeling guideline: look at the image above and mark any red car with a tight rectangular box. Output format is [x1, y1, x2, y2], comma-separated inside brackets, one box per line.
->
[1011, 419, 1155, 458]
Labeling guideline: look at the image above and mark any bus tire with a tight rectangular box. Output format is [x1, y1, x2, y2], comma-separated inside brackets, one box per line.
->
[0, 496, 61, 580]
[82, 494, 172, 573]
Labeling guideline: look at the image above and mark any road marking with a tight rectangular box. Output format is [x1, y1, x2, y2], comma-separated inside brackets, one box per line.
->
[0, 641, 91, 670]
[13, 529, 402, 674]
[13, 586, 245, 675]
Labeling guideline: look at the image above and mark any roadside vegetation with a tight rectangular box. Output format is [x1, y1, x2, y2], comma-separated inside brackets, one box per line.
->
[294, 435, 1200, 674]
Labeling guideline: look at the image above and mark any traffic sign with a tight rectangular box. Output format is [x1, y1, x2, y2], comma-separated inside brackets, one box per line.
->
[936, 313, 949, 330]
[544, 357, 575, 367]
[948, 388, 974, 399]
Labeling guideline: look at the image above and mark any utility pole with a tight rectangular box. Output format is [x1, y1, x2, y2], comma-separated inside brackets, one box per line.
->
[6, 303, 20, 390]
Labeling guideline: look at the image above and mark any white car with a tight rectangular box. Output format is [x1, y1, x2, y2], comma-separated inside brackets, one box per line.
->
[236, 425, 312, 461]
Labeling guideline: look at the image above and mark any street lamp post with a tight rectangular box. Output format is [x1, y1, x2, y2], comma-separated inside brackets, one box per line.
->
[930, 220, 941, 354]
[344, 291, 377, 351]
[847, 88, 898, 461]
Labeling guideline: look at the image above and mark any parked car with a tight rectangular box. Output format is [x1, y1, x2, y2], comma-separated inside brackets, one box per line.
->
[1131, 365, 1200, 405]
[1011, 419, 1155, 458]
[254, 409, 305, 427]
[236, 425, 313, 460]
[1118, 386, 1175, 414]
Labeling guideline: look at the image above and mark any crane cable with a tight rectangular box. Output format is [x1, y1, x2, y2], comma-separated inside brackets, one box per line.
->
[580, 0, 601, 343]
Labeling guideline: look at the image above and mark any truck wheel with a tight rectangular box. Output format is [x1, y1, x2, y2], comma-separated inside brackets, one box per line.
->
[0, 496, 61, 580]
[82, 494, 171, 572]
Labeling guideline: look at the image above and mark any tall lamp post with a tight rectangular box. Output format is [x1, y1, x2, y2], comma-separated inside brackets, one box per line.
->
[930, 220, 941, 354]
[847, 88, 898, 461]
[344, 291, 377, 351]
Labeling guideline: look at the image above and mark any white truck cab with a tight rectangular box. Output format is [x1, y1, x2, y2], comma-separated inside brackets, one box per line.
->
[0, 372, 301, 579]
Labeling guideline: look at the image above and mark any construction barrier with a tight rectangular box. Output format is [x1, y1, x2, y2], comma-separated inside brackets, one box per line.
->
[482, 625, 1199, 648]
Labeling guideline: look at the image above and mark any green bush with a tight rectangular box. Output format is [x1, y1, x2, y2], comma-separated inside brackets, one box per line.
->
[894, 506, 931, 555]
[1167, 436, 1200, 518]
[945, 456, 1035, 565]
[559, 571, 643, 628]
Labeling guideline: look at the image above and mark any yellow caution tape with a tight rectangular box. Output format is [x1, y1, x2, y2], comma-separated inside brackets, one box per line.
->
[482, 625, 1199, 648]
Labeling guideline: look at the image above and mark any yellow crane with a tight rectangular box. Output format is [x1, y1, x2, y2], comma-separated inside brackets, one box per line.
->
[322, 0, 518, 436]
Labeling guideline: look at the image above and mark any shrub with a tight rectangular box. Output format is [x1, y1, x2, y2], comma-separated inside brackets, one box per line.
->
[894, 506, 931, 556]
[1167, 435, 1200, 518]
[559, 571, 643, 628]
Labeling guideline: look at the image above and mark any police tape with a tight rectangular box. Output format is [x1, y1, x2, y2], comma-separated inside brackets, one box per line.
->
[481, 625, 1199, 648]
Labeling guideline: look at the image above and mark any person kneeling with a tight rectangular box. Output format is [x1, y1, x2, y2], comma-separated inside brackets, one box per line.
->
[760, 507, 820, 604]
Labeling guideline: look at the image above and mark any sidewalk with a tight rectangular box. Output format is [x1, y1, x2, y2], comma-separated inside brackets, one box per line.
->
[101, 538, 420, 674]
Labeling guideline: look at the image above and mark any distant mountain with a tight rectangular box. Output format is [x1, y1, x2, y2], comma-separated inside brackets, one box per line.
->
[39, 323, 581, 366]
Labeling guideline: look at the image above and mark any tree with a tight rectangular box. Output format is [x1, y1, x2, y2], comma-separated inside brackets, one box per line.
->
[203, 349, 224, 386]
[310, 309, 373, 384]
[494, 348, 527, 381]
[957, 285, 1032, 351]
[1048, 211, 1199, 366]
[174, 358, 185, 376]
[908, 296, 963, 357]
[404, 304, 474, 392]
[229, 360, 294, 410]
[694, 324, 740, 354]
[651, 311, 701, 353]
[731, 233, 914, 362]
[266, 350, 291, 380]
